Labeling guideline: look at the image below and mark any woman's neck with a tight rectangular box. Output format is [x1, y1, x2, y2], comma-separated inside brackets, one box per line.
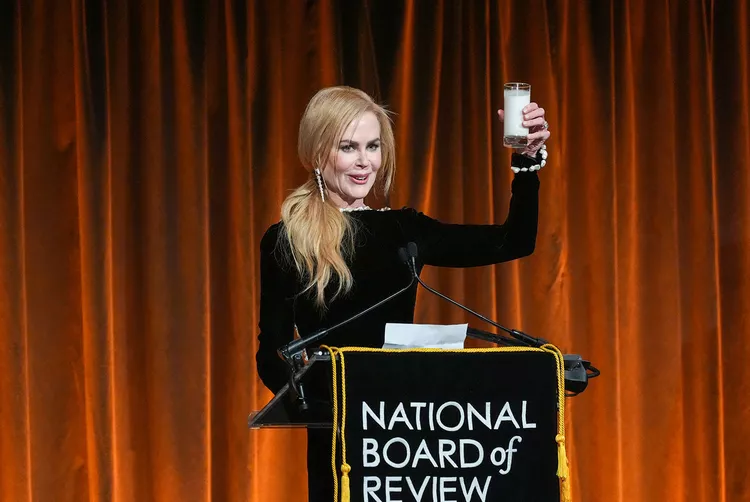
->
[326, 191, 366, 210]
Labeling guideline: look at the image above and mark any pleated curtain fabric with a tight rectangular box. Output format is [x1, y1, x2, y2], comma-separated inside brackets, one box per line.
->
[0, 1, 748, 501]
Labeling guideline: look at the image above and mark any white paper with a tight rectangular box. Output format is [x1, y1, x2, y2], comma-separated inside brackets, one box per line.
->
[383, 323, 468, 350]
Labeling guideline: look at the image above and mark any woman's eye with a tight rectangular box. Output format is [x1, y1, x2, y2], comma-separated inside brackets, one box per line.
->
[368, 144, 380, 151]
[340, 145, 354, 153]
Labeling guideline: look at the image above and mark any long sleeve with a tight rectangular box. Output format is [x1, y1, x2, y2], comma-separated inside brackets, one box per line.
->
[255, 224, 296, 394]
[403, 172, 539, 268]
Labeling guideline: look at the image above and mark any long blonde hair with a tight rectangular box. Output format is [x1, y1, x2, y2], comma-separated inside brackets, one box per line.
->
[280, 86, 396, 309]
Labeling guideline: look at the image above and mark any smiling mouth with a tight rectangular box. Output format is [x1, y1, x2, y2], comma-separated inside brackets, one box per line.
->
[348, 174, 370, 184]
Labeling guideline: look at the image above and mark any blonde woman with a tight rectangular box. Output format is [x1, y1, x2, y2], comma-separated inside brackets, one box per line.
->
[256, 86, 549, 501]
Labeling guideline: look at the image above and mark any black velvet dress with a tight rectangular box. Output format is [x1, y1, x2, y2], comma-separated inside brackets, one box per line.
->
[256, 171, 539, 501]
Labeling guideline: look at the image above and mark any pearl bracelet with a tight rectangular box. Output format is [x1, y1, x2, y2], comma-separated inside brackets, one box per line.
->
[511, 144, 547, 173]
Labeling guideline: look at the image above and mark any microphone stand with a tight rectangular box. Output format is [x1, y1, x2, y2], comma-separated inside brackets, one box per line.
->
[404, 242, 548, 348]
[274, 241, 599, 407]
[467, 326, 530, 347]
[403, 242, 600, 395]
[277, 274, 416, 365]
[276, 260, 417, 412]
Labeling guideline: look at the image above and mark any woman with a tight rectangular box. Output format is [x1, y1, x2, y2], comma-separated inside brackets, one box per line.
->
[256, 86, 549, 501]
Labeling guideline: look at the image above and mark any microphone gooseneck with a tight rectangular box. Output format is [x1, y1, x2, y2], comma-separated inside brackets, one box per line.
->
[404, 242, 549, 348]
[278, 254, 415, 365]
[276, 241, 599, 405]
[404, 241, 600, 394]
[277, 247, 417, 410]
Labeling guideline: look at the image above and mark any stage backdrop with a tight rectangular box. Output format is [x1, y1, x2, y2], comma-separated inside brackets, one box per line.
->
[1, 0, 748, 501]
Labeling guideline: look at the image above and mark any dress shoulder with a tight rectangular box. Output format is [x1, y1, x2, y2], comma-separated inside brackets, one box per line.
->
[260, 221, 295, 272]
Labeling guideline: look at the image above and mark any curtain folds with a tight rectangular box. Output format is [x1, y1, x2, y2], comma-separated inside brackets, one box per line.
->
[0, 1, 748, 501]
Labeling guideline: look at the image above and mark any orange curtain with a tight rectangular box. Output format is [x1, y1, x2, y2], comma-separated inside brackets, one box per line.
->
[1, 1, 748, 501]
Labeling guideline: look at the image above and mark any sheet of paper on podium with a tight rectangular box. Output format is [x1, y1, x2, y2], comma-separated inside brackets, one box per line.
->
[382, 323, 468, 349]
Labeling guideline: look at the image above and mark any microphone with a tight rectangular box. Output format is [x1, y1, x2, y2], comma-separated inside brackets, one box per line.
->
[276, 248, 414, 413]
[403, 242, 600, 395]
[277, 248, 416, 412]
[404, 242, 549, 348]
[277, 248, 416, 368]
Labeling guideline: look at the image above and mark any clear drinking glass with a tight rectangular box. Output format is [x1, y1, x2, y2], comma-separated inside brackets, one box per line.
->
[503, 82, 531, 148]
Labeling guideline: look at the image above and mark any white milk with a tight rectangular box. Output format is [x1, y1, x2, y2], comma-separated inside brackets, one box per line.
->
[503, 86, 531, 146]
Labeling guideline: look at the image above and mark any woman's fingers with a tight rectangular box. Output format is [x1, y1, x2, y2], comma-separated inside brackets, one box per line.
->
[524, 106, 545, 120]
[523, 117, 546, 128]
[527, 130, 551, 142]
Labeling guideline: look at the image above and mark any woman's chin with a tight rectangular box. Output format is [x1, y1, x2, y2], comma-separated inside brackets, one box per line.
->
[343, 186, 374, 202]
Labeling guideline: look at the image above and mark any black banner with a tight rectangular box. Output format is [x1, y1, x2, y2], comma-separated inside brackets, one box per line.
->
[331, 348, 563, 502]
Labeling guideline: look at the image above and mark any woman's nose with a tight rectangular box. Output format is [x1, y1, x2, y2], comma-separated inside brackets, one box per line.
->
[356, 149, 370, 167]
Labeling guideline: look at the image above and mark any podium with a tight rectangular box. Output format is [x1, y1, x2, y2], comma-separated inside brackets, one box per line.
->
[248, 350, 336, 429]
[250, 343, 575, 502]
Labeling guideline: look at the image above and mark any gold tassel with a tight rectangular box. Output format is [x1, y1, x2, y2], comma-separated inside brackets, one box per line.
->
[556, 434, 572, 502]
[340, 463, 351, 502]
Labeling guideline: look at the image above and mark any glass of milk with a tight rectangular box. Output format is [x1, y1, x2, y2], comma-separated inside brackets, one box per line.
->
[503, 82, 531, 148]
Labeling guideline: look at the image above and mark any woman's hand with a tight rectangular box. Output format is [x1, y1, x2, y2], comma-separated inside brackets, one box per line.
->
[497, 103, 550, 157]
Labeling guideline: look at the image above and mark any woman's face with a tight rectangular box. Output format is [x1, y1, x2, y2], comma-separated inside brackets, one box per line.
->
[322, 111, 382, 209]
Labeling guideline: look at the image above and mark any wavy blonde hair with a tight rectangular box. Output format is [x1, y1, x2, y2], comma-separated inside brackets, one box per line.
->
[280, 86, 396, 309]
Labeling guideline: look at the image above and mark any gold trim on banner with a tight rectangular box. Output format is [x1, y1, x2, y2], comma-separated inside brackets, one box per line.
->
[320, 345, 571, 502]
